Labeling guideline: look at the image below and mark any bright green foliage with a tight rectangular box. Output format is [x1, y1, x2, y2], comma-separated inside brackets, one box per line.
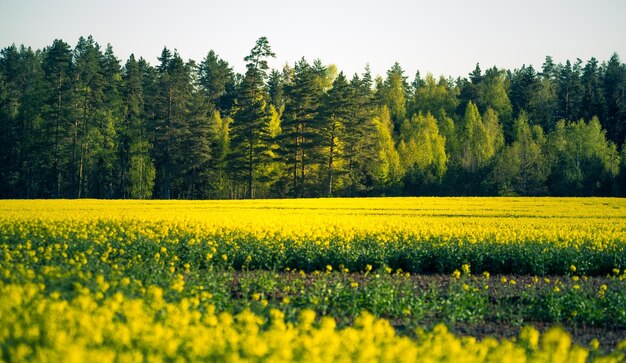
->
[1, 37, 626, 198]
[457, 102, 501, 173]
[368, 107, 403, 191]
[435, 110, 457, 160]
[476, 67, 513, 141]
[313, 59, 337, 92]
[206, 110, 231, 198]
[548, 117, 619, 195]
[482, 108, 505, 155]
[257, 104, 284, 197]
[379, 62, 408, 132]
[408, 73, 459, 119]
[129, 140, 155, 199]
[492, 112, 550, 195]
[398, 112, 447, 188]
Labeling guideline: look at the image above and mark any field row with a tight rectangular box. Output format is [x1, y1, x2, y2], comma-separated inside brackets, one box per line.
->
[2, 219, 625, 275]
[6, 280, 624, 363]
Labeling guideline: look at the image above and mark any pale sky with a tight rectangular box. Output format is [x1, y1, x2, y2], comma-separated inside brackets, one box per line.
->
[1, 0, 625, 79]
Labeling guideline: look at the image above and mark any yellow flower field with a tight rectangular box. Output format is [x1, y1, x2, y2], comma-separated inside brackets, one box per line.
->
[1, 198, 626, 362]
[2, 197, 625, 244]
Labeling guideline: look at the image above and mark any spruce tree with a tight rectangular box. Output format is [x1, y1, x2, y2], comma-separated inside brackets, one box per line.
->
[229, 37, 275, 199]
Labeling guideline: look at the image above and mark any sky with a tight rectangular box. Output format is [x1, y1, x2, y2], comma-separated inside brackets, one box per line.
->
[1, 0, 625, 80]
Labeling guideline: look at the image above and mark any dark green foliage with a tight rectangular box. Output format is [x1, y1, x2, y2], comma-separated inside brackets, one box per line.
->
[279, 58, 323, 197]
[603, 53, 626, 145]
[197, 50, 234, 111]
[0, 36, 625, 198]
[228, 37, 275, 199]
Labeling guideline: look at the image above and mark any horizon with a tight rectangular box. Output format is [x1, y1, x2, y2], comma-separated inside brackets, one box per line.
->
[1, 0, 625, 79]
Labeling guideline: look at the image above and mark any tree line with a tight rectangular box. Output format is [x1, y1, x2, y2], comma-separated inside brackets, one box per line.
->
[1, 36, 625, 199]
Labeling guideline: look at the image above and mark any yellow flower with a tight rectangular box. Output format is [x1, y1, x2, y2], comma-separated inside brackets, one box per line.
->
[461, 264, 471, 276]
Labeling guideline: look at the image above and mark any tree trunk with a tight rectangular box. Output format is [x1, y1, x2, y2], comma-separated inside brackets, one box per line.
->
[248, 138, 253, 199]
[327, 122, 336, 197]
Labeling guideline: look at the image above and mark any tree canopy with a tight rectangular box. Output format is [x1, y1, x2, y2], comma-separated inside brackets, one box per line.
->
[1, 37, 625, 198]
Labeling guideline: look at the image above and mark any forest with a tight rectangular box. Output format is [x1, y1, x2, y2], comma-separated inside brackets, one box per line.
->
[0, 36, 625, 199]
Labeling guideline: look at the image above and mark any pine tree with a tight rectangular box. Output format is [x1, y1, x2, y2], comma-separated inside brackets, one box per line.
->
[580, 57, 607, 123]
[280, 58, 321, 196]
[557, 59, 584, 122]
[72, 36, 105, 198]
[198, 50, 234, 111]
[509, 65, 539, 119]
[603, 53, 626, 145]
[150, 48, 194, 198]
[120, 54, 155, 198]
[96, 44, 123, 198]
[229, 37, 275, 199]
[0, 45, 46, 197]
[318, 72, 351, 196]
[41, 39, 74, 197]
[344, 69, 376, 195]
[182, 89, 213, 199]
[528, 63, 558, 132]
